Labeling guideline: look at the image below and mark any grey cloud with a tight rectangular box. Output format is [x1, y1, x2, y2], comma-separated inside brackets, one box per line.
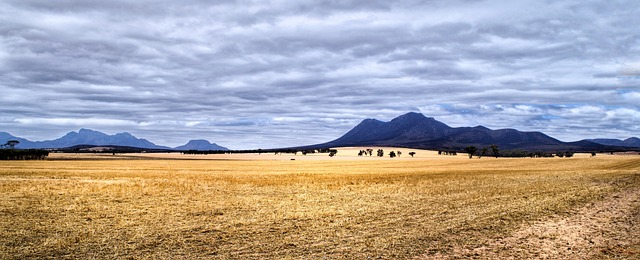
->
[1, 0, 639, 148]
[402, 62, 480, 80]
[418, 104, 640, 141]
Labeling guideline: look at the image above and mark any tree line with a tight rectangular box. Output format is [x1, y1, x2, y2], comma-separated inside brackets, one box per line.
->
[181, 148, 339, 156]
[450, 145, 578, 158]
[0, 140, 49, 160]
[0, 149, 49, 160]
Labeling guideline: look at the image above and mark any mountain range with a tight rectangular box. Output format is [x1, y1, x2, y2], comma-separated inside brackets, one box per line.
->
[2, 113, 638, 152]
[586, 137, 640, 148]
[0, 128, 228, 151]
[305, 112, 639, 151]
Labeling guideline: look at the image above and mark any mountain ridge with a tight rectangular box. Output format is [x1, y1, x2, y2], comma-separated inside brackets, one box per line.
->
[0, 129, 228, 150]
[305, 112, 636, 151]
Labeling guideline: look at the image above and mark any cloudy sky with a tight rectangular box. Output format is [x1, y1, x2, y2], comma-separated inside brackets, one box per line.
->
[1, 0, 639, 149]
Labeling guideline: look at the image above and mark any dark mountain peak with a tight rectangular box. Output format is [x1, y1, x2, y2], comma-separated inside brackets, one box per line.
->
[391, 112, 442, 126]
[76, 128, 109, 138]
[61, 130, 78, 137]
[623, 137, 640, 147]
[75, 129, 139, 141]
[185, 139, 212, 145]
[472, 125, 491, 131]
[625, 137, 639, 141]
[392, 112, 427, 121]
[174, 139, 228, 151]
[72, 128, 109, 138]
[359, 118, 384, 125]
[114, 132, 135, 137]
[315, 112, 454, 147]
[78, 128, 98, 134]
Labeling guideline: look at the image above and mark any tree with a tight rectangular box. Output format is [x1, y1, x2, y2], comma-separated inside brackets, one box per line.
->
[377, 149, 384, 157]
[479, 147, 488, 158]
[397, 151, 402, 157]
[490, 145, 499, 158]
[389, 151, 396, 158]
[409, 152, 416, 157]
[464, 146, 477, 159]
[2, 140, 19, 149]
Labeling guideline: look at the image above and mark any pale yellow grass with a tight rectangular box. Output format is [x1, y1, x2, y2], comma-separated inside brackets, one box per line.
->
[48, 147, 439, 161]
[1, 150, 639, 259]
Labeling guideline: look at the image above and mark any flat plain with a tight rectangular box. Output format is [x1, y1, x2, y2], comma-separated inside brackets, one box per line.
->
[1, 148, 639, 259]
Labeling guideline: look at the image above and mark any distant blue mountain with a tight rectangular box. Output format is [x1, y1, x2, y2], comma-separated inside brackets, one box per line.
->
[586, 137, 640, 148]
[1, 129, 229, 150]
[0, 132, 33, 148]
[0, 129, 171, 149]
[173, 139, 228, 151]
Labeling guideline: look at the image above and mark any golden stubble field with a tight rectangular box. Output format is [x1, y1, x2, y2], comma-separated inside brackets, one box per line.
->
[1, 148, 639, 259]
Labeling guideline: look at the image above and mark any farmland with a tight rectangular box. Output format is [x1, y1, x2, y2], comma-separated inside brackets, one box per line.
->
[1, 149, 639, 259]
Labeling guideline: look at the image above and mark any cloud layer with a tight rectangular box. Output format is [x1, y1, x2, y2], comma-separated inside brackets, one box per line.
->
[1, 0, 639, 149]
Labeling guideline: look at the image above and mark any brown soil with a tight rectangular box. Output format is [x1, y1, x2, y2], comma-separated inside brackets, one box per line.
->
[420, 185, 640, 259]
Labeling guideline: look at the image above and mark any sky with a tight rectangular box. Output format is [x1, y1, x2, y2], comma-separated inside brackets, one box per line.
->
[1, 0, 639, 149]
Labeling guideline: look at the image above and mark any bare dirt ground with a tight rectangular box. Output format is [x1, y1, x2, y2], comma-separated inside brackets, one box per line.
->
[421, 184, 640, 259]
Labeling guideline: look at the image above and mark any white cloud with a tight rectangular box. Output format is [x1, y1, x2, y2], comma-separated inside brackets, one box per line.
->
[605, 108, 640, 120]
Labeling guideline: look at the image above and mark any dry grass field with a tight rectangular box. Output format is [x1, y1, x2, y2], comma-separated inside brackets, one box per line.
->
[1, 148, 639, 259]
